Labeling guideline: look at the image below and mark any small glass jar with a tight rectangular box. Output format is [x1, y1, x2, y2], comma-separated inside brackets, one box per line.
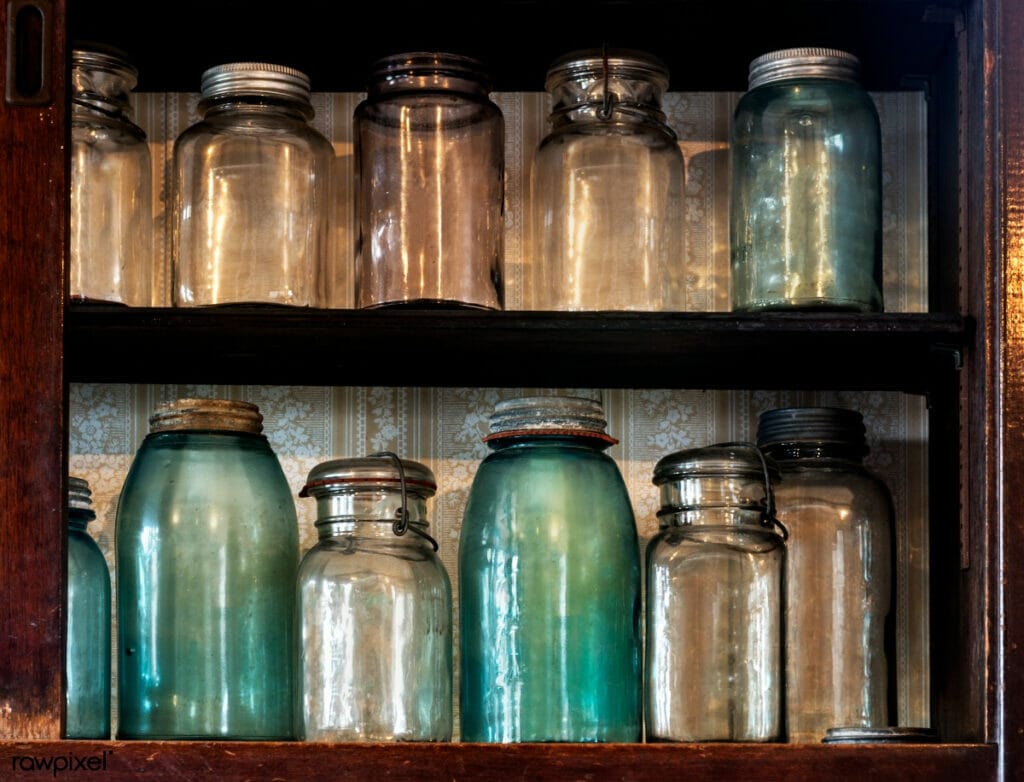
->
[295, 453, 453, 742]
[70, 46, 156, 305]
[459, 395, 642, 742]
[115, 398, 299, 739]
[527, 48, 685, 311]
[646, 443, 785, 742]
[757, 406, 893, 742]
[730, 48, 883, 312]
[354, 52, 504, 309]
[66, 476, 111, 739]
[171, 62, 334, 307]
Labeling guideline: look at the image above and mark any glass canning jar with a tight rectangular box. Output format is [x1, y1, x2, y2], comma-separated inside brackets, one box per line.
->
[354, 52, 504, 309]
[458, 395, 642, 742]
[526, 48, 685, 311]
[757, 406, 893, 742]
[70, 46, 156, 305]
[171, 62, 334, 307]
[730, 48, 883, 312]
[646, 443, 785, 742]
[115, 398, 299, 739]
[295, 453, 452, 742]
[65, 476, 111, 739]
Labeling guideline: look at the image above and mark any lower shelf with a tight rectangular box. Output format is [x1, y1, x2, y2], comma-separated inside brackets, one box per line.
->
[0, 740, 997, 781]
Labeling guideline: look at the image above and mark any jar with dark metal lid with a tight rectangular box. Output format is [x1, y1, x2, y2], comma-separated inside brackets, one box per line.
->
[526, 48, 685, 311]
[295, 452, 452, 742]
[171, 62, 334, 307]
[70, 46, 156, 305]
[66, 476, 111, 738]
[115, 398, 299, 739]
[458, 395, 642, 742]
[353, 52, 504, 309]
[757, 406, 893, 742]
[646, 443, 785, 742]
[730, 47, 883, 312]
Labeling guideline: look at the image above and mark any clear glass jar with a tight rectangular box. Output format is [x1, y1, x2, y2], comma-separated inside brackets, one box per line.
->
[354, 52, 504, 309]
[646, 443, 785, 742]
[70, 46, 156, 305]
[526, 48, 685, 311]
[756, 406, 893, 742]
[66, 476, 111, 739]
[295, 453, 452, 741]
[730, 48, 883, 312]
[458, 396, 642, 742]
[115, 398, 299, 738]
[171, 62, 334, 307]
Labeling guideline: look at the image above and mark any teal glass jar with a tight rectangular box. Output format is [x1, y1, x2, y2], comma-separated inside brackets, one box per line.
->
[66, 476, 111, 738]
[730, 48, 883, 312]
[115, 398, 299, 739]
[295, 453, 452, 741]
[458, 395, 642, 742]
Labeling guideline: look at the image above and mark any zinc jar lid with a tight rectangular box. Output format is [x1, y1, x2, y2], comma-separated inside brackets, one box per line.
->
[756, 406, 867, 454]
[299, 455, 437, 499]
[200, 61, 313, 108]
[822, 726, 939, 744]
[68, 476, 94, 512]
[484, 395, 617, 444]
[747, 47, 861, 90]
[148, 398, 263, 434]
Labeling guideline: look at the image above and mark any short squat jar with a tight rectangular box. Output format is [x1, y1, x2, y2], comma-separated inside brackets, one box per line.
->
[70, 47, 156, 305]
[730, 48, 883, 312]
[354, 52, 504, 309]
[459, 396, 642, 742]
[646, 443, 785, 742]
[757, 406, 893, 743]
[115, 398, 299, 739]
[171, 62, 333, 307]
[66, 476, 111, 739]
[527, 48, 685, 311]
[295, 454, 453, 742]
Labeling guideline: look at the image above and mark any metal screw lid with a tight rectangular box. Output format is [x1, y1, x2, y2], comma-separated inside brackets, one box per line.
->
[822, 726, 939, 744]
[200, 62, 314, 112]
[485, 395, 615, 443]
[748, 47, 861, 90]
[756, 406, 868, 456]
[148, 398, 264, 434]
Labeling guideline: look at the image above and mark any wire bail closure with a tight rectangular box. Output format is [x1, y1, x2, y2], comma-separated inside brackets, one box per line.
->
[598, 43, 613, 120]
[719, 441, 789, 540]
[369, 451, 439, 551]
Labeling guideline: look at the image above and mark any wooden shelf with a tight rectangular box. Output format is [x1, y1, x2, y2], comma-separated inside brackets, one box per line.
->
[65, 306, 969, 392]
[0, 740, 999, 781]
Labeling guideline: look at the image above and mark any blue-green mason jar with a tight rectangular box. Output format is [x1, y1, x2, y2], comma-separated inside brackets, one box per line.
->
[115, 398, 299, 739]
[730, 47, 883, 312]
[66, 476, 111, 738]
[458, 395, 642, 742]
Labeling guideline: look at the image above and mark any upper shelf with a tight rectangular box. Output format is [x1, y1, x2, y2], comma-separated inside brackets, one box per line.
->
[64, 306, 969, 392]
[67, 0, 962, 92]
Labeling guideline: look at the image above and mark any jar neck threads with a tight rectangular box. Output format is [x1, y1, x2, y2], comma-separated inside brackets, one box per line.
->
[148, 398, 264, 434]
[71, 47, 138, 122]
[366, 52, 491, 97]
[68, 476, 96, 531]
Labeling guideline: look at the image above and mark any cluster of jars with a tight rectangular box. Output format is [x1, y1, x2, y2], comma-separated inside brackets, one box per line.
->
[67, 395, 911, 744]
[70, 44, 883, 313]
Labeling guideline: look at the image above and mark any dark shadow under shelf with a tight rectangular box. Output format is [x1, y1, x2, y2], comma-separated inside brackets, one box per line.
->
[65, 306, 970, 393]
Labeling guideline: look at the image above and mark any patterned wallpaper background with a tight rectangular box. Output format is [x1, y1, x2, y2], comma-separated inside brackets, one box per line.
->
[69, 87, 930, 735]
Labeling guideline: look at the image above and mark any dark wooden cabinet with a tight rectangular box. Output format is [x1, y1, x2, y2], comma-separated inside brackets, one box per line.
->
[1, 1, 1019, 779]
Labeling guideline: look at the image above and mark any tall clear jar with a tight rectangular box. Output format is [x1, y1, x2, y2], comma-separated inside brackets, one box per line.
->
[730, 48, 883, 312]
[354, 52, 504, 309]
[526, 48, 685, 311]
[646, 444, 784, 742]
[70, 47, 156, 305]
[171, 62, 334, 307]
[459, 396, 642, 742]
[115, 398, 299, 739]
[756, 406, 893, 742]
[66, 476, 111, 739]
[295, 454, 452, 741]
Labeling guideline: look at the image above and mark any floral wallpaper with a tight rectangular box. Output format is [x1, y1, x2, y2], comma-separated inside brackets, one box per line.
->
[69, 87, 930, 736]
